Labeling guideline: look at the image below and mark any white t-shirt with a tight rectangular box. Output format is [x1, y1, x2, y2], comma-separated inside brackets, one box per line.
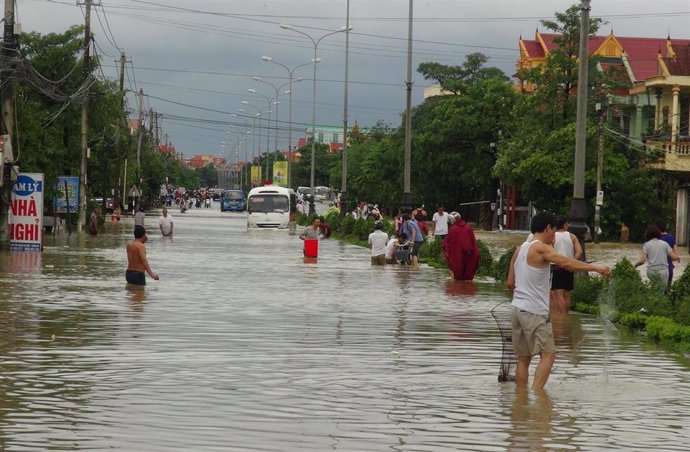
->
[432, 212, 449, 235]
[368, 230, 389, 257]
[159, 214, 173, 235]
[385, 237, 398, 260]
[554, 230, 574, 258]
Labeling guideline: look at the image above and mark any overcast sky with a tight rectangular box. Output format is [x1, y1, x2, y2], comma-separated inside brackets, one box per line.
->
[16, 0, 690, 160]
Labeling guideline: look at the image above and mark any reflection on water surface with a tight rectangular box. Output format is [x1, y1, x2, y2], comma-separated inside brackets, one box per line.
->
[0, 209, 689, 451]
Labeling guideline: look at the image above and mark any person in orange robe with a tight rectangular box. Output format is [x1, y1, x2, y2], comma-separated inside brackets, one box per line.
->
[442, 212, 480, 280]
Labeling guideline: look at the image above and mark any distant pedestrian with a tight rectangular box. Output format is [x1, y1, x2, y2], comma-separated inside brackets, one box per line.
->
[134, 206, 145, 227]
[319, 216, 332, 238]
[620, 222, 629, 244]
[158, 207, 174, 237]
[432, 206, 450, 240]
[385, 233, 404, 264]
[299, 217, 321, 240]
[635, 224, 679, 284]
[551, 216, 583, 313]
[126, 225, 159, 285]
[401, 213, 424, 266]
[655, 220, 677, 286]
[368, 222, 388, 266]
[442, 212, 480, 280]
[88, 208, 99, 235]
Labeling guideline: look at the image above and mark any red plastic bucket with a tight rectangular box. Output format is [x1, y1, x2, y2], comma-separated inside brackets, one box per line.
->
[304, 239, 319, 258]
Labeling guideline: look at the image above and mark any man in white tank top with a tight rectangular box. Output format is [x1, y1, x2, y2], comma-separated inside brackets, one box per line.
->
[506, 212, 610, 389]
[551, 217, 583, 313]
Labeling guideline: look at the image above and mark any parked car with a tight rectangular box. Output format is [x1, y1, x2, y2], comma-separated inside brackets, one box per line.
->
[313, 186, 329, 201]
[296, 187, 311, 198]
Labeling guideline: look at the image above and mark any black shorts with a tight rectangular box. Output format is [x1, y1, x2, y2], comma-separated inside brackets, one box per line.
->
[410, 241, 424, 257]
[126, 270, 146, 285]
[551, 268, 574, 290]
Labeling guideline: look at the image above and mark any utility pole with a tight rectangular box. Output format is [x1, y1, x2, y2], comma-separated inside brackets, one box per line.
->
[569, 0, 590, 260]
[402, 0, 414, 212]
[135, 88, 144, 204]
[594, 102, 604, 244]
[114, 51, 126, 210]
[0, 0, 17, 248]
[78, 0, 92, 232]
[340, 0, 350, 217]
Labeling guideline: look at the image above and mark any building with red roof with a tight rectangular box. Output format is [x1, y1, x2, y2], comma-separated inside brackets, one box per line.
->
[517, 31, 690, 167]
[518, 30, 690, 243]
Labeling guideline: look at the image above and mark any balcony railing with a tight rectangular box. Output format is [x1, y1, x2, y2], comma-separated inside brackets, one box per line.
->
[645, 137, 690, 171]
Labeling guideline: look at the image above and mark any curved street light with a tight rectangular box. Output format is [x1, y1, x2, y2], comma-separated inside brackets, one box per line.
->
[261, 56, 311, 188]
[251, 76, 295, 186]
[280, 23, 353, 214]
[240, 101, 266, 184]
[248, 88, 275, 183]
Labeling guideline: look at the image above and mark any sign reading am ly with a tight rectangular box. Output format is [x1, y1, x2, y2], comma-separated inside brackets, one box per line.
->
[10, 173, 44, 252]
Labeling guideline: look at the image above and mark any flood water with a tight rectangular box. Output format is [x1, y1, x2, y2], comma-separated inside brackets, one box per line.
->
[1, 207, 689, 451]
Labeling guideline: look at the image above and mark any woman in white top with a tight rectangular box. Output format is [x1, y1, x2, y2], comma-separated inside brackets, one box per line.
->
[635, 224, 679, 283]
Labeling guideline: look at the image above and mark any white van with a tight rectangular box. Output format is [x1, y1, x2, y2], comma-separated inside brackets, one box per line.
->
[246, 186, 297, 229]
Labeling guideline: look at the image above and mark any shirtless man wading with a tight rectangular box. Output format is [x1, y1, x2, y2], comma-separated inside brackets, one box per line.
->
[126, 225, 160, 285]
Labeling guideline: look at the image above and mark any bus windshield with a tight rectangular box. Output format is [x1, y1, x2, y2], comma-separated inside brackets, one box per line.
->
[223, 191, 244, 200]
[248, 194, 289, 213]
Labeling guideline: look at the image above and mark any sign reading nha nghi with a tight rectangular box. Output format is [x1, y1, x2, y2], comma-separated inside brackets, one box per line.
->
[10, 173, 44, 252]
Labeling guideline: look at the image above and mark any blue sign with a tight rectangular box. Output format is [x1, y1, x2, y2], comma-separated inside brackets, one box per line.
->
[54, 176, 79, 213]
[12, 174, 43, 196]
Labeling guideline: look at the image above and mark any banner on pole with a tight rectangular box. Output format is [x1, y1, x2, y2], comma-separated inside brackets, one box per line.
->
[10, 173, 44, 252]
[54, 176, 79, 213]
[251, 166, 261, 186]
[272, 161, 288, 187]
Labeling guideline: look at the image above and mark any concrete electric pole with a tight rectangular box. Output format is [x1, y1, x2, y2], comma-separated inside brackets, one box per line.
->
[569, 0, 591, 260]
[78, 0, 92, 232]
[0, 0, 17, 248]
[114, 51, 126, 209]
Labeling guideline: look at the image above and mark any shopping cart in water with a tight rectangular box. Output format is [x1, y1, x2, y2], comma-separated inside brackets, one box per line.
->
[395, 241, 411, 265]
[491, 301, 516, 382]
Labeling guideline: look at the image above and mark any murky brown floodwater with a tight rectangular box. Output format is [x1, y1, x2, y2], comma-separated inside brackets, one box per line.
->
[1, 206, 689, 451]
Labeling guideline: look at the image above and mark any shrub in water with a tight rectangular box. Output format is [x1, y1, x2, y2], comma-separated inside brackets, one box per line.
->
[476, 240, 493, 277]
[353, 218, 375, 240]
[340, 214, 356, 235]
[571, 273, 606, 308]
[323, 211, 340, 231]
[619, 313, 649, 330]
[610, 257, 647, 314]
[491, 246, 516, 282]
[419, 238, 444, 267]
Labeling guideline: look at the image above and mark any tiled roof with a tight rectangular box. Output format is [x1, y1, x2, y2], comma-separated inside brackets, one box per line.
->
[617, 37, 668, 81]
[522, 40, 545, 58]
[539, 33, 606, 54]
[536, 33, 690, 82]
[665, 43, 690, 76]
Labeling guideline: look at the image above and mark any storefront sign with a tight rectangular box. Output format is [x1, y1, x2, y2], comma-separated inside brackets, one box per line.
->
[10, 173, 44, 252]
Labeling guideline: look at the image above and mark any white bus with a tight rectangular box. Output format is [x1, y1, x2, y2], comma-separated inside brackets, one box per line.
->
[246, 186, 297, 229]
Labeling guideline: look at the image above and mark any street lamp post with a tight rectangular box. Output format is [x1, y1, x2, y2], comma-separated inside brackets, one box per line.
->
[281, 23, 352, 215]
[261, 56, 310, 188]
[252, 76, 296, 186]
[240, 101, 265, 184]
[248, 88, 274, 183]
